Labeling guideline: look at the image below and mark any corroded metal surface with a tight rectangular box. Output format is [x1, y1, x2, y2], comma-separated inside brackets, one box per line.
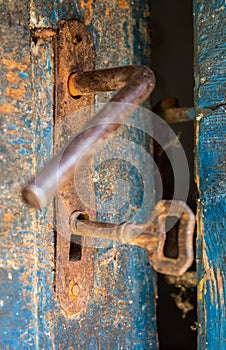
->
[70, 200, 195, 276]
[55, 20, 95, 315]
[22, 65, 155, 209]
[153, 97, 192, 124]
[68, 66, 155, 96]
[22, 59, 155, 315]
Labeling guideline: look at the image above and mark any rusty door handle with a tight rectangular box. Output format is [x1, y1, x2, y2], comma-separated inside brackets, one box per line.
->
[22, 65, 155, 209]
[70, 200, 195, 276]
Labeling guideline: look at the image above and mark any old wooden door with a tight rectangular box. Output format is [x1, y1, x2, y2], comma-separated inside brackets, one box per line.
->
[1, 0, 225, 349]
[1, 0, 157, 348]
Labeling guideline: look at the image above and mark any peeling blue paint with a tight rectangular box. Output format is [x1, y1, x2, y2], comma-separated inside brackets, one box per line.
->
[7, 124, 17, 130]
[20, 147, 26, 154]
[195, 1, 226, 344]
[19, 72, 29, 79]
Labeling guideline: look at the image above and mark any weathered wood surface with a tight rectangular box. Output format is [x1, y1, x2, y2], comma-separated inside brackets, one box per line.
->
[194, 0, 225, 108]
[1, 0, 157, 348]
[196, 108, 226, 350]
[194, 1, 226, 349]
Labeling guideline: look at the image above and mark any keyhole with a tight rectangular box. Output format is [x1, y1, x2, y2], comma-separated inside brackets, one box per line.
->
[69, 235, 82, 261]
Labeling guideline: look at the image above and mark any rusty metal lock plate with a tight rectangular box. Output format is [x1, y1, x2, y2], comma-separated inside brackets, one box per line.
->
[55, 20, 95, 315]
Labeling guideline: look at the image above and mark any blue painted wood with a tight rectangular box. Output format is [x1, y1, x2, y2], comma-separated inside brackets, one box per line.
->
[0, 1, 55, 348]
[194, 0, 226, 108]
[194, 1, 226, 349]
[1, 0, 158, 348]
[196, 108, 226, 350]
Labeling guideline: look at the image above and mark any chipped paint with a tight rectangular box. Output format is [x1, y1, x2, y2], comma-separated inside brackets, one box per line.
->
[216, 268, 224, 307]
[1, 0, 157, 348]
[195, 4, 225, 349]
[196, 106, 226, 348]
[198, 277, 204, 301]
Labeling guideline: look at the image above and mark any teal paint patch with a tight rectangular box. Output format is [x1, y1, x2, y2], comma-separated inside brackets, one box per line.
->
[20, 148, 27, 154]
[6, 124, 17, 130]
[11, 138, 25, 144]
[19, 72, 29, 79]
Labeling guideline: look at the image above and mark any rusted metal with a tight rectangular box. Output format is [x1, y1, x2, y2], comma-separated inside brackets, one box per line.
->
[31, 28, 56, 39]
[70, 200, 195, 276]
[153, 97, 192, 123]
[22, 65, 155, 209]
[68, 65, 154, 97]
[21, 21, 155, 316]
[55, 20, 95, 315]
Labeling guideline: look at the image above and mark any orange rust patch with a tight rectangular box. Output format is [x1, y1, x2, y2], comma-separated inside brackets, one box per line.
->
[118, 0, 130, 10]
[23, 56, 30, 64]
[0, 103, 18, 114]
[2, 57, 27, 72]
[4, 82, 26, 100]
[32, 28, 56, 39]
[105, 8, 110, 19]
[6, 71, 20, 85]
[79, 0, 93, 25]
[3, 211, 15, 223]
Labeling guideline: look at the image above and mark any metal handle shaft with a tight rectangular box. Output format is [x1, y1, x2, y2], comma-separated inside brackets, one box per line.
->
[22, 65, 155, 209]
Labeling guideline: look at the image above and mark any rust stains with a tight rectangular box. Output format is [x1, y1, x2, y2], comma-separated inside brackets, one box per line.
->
[6, 71, 20, 85]
[31, 28, 56, 39]
[2, 57, 27, 72]
[0, 104, 18, 114]
[105, 8, 110, 20]
[3, 210, 15, 223]
[4, 82, 26, 100]
[55, 20, 95, 315]
[118, 0, 130, 10]
[79, 0, 93, 25]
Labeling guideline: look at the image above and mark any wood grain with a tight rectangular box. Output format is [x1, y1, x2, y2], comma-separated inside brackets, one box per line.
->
[1, 0, 157, 348]
[194, 1, 226, 349]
